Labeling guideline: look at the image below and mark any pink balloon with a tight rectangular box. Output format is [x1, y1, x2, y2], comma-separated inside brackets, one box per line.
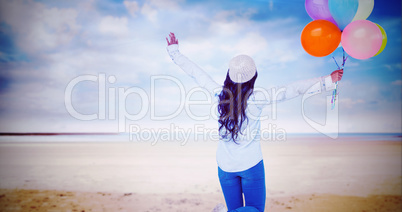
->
[341, 20, 383, 59]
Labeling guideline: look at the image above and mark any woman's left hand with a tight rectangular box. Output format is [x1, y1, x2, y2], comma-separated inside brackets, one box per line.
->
[166, 32, 178, 46]
[331, 69, 344, 83]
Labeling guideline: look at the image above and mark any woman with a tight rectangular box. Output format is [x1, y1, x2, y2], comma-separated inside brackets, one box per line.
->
[166, 32, 343, 212]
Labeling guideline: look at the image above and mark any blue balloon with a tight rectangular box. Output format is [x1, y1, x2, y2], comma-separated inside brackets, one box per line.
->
[328, 0, 359, 31]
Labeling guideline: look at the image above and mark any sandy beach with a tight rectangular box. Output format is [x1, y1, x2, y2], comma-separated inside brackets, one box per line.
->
[0, 137, 401, 211]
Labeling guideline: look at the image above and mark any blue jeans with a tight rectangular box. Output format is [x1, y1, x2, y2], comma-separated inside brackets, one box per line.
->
[218, 160, 266, 212]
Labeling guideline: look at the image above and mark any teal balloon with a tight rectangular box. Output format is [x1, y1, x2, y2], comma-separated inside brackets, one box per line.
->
[328, 0, 359, 31]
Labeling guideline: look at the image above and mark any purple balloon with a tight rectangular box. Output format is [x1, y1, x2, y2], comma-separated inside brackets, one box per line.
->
[305, 0, 337, 26]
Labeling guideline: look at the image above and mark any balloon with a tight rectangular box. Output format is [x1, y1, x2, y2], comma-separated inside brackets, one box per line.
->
[352, 0, 374, 21]
[305, 0, 337, 26]
[341, 20, 383, 59]
[374, 24, 387, 56]
[301, 20, 341, 57]
[328, 0, 359, 30]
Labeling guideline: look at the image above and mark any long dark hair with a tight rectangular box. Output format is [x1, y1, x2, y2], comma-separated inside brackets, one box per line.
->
[218, 71, 258, 143]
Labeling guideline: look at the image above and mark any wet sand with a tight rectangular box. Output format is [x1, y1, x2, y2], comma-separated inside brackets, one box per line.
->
[0, 189, 400, 212]
[0, 138, 401, 211]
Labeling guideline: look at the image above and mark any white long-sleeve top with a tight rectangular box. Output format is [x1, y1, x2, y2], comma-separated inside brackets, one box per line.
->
[167, 44, 336, 172]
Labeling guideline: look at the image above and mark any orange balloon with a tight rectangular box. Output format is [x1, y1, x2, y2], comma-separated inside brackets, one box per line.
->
[301, 20, 341, 57]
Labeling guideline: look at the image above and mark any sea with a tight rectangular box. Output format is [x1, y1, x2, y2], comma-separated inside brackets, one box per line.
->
[0, 132, 400, 143]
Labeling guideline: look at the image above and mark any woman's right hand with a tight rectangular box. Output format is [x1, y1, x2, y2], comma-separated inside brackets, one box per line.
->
[166, 32, 178, 46]
[331, 69, 344, 83]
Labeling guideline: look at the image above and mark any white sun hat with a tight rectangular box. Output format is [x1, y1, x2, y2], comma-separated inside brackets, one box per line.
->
[228, 55, 257, 83]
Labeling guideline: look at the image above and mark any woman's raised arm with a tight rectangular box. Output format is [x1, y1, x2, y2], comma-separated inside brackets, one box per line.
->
[253, 69, 343, 108]
[166, 32, 220, 96]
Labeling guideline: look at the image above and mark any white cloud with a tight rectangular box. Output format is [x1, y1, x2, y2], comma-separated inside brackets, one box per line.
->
[269, 0, 274, 11]
[208, 9, 256, 37]
[209, 20, 244, 36]
[124, 1, 140, 17]
[134, 0, 185, 24]
[339, 98, 365, 109]
[0, 0, 79, 54]
[384, 63, 402, 71]
[141, 3, 158, 23]
[147, 0, 183, 9]
[391, 80, 402, 86]
[99, 16, 129, 37]
[181, 40, 216, 62]
[78, 0, 96, 12]
[220, 32, 268, 56]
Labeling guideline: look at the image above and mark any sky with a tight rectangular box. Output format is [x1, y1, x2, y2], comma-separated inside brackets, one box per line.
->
[0, 0, 401, 135]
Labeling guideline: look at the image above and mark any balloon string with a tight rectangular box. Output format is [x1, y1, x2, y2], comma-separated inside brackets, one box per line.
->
[342, 48, 348, 68]
[332, 56, 341, 70]
[331, 48, 348, 110]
